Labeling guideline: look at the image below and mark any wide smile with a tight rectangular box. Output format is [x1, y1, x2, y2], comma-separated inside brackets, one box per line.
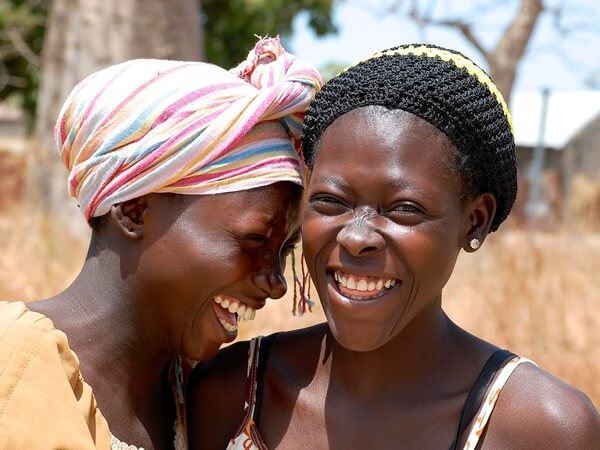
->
[331, 270, 400, 302]
[211, 294, 259, 337]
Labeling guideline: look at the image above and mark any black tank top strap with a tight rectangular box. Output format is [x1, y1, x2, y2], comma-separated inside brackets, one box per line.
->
[450, 349, 516, 450]
[252, 332, 279, 426]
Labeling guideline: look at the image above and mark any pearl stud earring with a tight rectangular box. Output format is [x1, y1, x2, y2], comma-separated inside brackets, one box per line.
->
[469, 238, 481, 250]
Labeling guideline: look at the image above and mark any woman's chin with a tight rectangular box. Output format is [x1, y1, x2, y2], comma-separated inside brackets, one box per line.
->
[329, 323, 392, 353]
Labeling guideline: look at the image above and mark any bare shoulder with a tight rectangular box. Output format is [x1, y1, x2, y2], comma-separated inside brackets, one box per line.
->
[187, 339, 251, 450]
[270, 323, 329, 361]
[484, 361, 600, 449]
[187, 324, 328, 449]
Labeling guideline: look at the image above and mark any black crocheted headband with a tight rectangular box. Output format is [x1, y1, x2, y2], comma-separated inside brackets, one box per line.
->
[301, 44, 517, 232]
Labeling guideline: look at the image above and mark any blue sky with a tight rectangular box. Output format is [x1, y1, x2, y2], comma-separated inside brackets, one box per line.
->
[288, 0, 600, 93]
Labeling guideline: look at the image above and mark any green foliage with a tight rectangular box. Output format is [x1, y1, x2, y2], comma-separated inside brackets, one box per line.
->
[202, 0, 336, 68]
[0, 0, 48, 128]
[318, 60, 348, 82]
[0, 0, 336, 128]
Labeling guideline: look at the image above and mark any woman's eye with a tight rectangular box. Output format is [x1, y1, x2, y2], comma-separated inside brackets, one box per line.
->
[243, 234, 267, 246]
[309, 195, 349, 214]
[387, 203, 427, 225]
[392, 204, 422, 214]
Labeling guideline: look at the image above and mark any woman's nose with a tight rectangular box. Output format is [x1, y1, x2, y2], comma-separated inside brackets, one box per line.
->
[336, 218, 385, 258]
[253, 264, 288, 300]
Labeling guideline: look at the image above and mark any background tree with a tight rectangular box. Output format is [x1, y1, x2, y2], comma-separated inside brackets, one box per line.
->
[369, 0, 599, 104]
[378, 0, 544, 103]
[0, 0, 46, 129]
[202, 0, 336, 68]
[28, 0, 204, 232]
[1, 0, 336, 127]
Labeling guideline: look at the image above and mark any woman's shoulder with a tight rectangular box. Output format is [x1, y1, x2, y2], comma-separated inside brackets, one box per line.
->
[187, 336, 258, 449]
[188, 322, 329, 401]
[485, 360, 599, 448]
[187, 324, 328, 448]
[189, 322, 328, 392]
[0, 300, 64, 369]
[0, 300, 81, 382]
[0, 300, 47, 332]
[0, 301, 111, 448]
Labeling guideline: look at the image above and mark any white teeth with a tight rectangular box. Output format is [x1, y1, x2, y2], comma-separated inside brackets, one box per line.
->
[334, 271, 397, 293]
[218, 319, 238, 333]
[213, 295, 257, 323]
[356, 279, 368, 291]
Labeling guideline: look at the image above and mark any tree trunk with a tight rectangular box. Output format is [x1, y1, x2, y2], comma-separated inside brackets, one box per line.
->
[29, 0, 203, 235]
[487, 0, 543, 104]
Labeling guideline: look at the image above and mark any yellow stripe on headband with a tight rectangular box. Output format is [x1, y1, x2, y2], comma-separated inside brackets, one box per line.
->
[344, 45, 514, 135]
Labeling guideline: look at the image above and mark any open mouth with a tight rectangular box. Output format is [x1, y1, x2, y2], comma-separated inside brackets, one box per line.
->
[212, 294, 257, 335]
[332, 270, 399, 300]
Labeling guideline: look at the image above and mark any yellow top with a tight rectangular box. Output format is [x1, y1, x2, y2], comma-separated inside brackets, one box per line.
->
[0, 301, 111, 449]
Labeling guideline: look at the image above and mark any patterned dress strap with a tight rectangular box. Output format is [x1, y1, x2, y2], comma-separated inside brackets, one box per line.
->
[234, 337, 263, 435]
[227, 337, 269, 450]
[462, 356, 536, 449]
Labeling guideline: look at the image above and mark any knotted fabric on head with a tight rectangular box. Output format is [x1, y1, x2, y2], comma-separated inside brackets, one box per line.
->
[55, 37, 322, 220]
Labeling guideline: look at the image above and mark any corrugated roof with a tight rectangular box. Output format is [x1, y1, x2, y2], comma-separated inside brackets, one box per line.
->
[511, 90, 600, 149]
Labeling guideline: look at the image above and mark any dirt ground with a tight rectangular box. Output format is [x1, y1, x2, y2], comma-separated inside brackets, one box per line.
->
[0, 151, 25, 209]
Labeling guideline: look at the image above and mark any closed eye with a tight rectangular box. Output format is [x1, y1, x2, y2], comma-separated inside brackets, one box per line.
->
[309, 194, 350, 215]
[242, 234, 267, 248]
[386, 202, 428, 225]
[392, 203, 422, 214]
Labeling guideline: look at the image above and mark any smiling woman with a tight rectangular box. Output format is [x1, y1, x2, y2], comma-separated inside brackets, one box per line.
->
[188, 44, 600, 449]
[0, 37, 321, 449]
[303, 107, 470, 353]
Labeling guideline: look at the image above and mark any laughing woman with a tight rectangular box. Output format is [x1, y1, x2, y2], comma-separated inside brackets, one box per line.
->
[189, 45, 600, 449]
[0, 38, 321, 449]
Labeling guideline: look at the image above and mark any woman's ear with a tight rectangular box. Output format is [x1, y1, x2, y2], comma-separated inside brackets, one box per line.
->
[462, 193, 496, 252]
[110, 196, 148, 239]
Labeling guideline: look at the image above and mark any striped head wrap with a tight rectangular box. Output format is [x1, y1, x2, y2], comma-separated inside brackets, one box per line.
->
[56, 36, 322, 220]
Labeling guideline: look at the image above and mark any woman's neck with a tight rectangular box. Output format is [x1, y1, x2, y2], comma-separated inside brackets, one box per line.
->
[323, 299, 469, 403]
[29, 251, 175, 446]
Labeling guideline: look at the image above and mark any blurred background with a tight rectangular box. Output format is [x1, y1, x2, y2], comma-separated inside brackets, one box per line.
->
[1, 0, 598, 407]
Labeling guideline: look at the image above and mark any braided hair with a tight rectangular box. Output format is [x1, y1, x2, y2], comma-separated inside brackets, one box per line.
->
[301, 44, 516, 231]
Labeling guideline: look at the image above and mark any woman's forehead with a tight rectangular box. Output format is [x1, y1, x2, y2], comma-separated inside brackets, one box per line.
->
[316, 107, 455, 165]
[310, 107, 461, 198]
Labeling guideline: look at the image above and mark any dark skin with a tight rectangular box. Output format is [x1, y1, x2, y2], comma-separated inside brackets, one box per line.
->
[189, 107, 600, 449]
[28, 181, 302, 449]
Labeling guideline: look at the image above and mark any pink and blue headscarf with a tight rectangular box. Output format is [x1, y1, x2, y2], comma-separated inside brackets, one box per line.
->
[55, 37, 322, 220]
